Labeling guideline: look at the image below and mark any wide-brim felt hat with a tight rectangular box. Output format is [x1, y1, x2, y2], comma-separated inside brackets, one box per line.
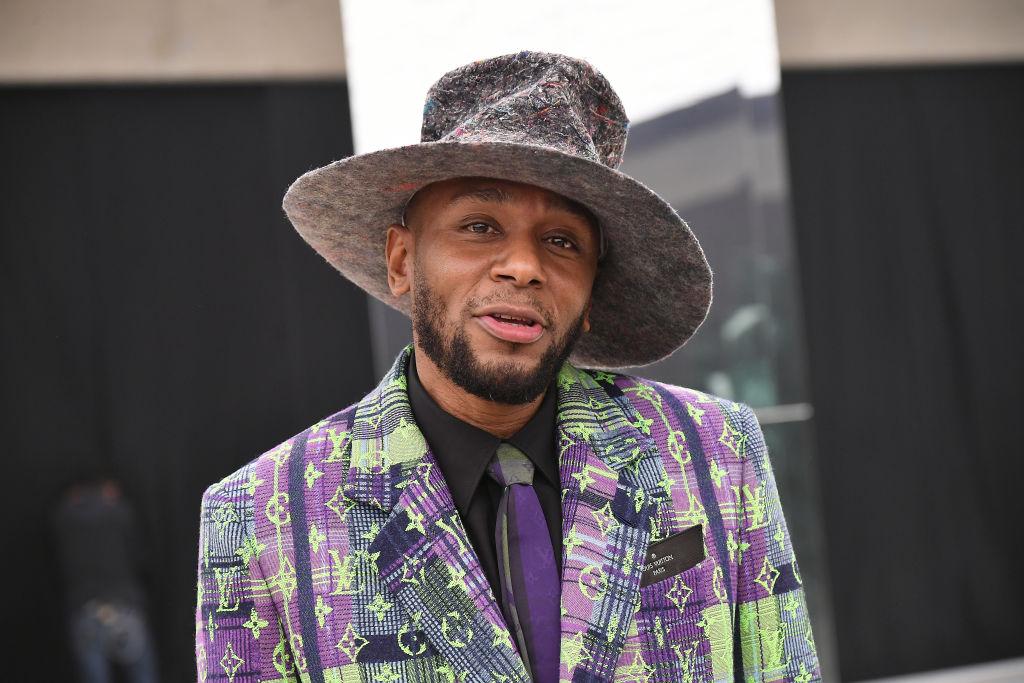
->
[282, 50, 712, 369]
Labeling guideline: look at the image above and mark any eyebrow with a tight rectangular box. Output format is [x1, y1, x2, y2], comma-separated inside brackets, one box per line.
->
[445, 186, 597, 227]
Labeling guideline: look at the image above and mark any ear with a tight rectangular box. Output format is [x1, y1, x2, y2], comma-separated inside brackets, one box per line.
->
[385, 223, 413, 297]
[582, 300, 592, 333]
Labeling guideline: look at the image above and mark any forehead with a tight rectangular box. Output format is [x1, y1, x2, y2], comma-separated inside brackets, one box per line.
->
[409, 176, 596, 225]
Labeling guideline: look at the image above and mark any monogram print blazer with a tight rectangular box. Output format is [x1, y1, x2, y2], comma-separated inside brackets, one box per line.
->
[195, 343, 821, 682]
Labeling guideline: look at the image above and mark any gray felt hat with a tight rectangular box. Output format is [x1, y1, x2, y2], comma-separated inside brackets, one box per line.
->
[282, 50, 712, 369]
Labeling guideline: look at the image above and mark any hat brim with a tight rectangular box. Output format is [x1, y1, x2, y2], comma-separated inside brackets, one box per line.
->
[282, 140, 712, 369]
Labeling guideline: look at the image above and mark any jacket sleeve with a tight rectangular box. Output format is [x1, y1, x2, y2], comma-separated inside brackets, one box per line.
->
[195, 465, 299, 683]
[733, 403, 821, 682]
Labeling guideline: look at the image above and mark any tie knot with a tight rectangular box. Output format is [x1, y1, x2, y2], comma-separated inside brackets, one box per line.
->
[486, 442, 535, 487]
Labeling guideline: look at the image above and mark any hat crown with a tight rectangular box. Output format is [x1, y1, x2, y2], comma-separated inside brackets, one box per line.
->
[420, 51, 629, 169]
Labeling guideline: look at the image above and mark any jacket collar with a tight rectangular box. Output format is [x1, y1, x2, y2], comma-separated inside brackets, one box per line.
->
[344, 343, 669, 683]
[404, 346, 560, 516]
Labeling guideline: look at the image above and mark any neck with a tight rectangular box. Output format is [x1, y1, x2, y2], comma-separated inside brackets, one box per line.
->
[412, 346, 545, 439]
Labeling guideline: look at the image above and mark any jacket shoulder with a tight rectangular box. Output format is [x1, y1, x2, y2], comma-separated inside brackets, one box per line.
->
[201, 400, 361, 505]
[594, 370, 768, 471]
[580, 367, 750, 428]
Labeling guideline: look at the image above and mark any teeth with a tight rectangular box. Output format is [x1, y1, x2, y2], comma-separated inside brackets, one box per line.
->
[493, 314, 531, 325]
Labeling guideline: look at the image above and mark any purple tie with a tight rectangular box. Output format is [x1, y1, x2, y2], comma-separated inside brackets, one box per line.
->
[487, 442, 561, 683]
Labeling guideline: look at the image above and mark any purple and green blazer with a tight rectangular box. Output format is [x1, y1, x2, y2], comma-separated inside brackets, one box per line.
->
[195, 343, 820, 682]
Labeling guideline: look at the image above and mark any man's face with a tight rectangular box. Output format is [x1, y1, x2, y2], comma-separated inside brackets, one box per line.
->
[386, 176, 601, 405]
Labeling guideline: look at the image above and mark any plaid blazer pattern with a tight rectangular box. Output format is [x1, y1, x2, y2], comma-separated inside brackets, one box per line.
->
[195, 343, 820, 682]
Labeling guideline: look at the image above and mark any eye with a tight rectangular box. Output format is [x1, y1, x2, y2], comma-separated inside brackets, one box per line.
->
[548, 235, 578, 250]
[463, 221, 496, 235]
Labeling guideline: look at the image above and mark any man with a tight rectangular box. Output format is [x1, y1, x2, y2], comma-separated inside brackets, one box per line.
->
[56, 473, 160, 683]
[195, 51, 820, 682]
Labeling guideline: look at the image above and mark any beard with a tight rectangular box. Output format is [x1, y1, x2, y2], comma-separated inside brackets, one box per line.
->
[411, 268, 587, 405]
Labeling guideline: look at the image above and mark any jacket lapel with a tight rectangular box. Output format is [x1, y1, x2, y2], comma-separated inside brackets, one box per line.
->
[345, 345, 530, 682]
[339, 344, 669, 683]
[554, 365, 670, 683]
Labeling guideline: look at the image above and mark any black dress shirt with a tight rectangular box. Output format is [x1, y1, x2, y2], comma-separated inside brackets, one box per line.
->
[405, 350, 563, 610]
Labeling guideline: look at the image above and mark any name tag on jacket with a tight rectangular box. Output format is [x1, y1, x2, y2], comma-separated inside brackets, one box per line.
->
[640, 524, 705, 587]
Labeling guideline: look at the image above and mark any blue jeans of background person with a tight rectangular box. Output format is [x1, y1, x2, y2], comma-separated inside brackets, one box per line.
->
[70, 599, 159, 683]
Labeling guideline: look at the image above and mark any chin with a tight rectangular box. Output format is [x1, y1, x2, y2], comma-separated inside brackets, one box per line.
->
[472, 336, 547, 361]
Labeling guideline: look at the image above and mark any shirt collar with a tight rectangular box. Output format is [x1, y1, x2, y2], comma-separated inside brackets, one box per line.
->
[405, 349, 560, 515]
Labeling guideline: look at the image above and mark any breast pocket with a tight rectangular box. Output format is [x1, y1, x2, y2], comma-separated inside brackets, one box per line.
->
[638, 554, 709, 619]
[630, 525, 715, 669]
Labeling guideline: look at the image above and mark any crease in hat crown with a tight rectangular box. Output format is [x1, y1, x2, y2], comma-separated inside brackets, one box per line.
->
[420, 51, 629, 167]
[279, 49, 714, 369]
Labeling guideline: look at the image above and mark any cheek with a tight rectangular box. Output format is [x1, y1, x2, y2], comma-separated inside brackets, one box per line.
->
[418, 254, 485, 318]
[551, 272, 595, 322]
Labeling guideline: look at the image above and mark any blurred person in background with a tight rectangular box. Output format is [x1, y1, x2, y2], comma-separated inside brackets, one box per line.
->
[54, 469, 160, 683]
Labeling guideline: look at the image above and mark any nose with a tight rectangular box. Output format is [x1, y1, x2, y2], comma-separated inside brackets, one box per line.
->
[489, 230, 545, 287]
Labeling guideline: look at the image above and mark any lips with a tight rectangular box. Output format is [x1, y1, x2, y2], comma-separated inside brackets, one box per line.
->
[489, 313, 535, 325]
[474, 313, 546, 344]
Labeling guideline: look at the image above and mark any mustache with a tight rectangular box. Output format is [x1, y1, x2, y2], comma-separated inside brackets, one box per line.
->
[466, 294, 552, 326]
